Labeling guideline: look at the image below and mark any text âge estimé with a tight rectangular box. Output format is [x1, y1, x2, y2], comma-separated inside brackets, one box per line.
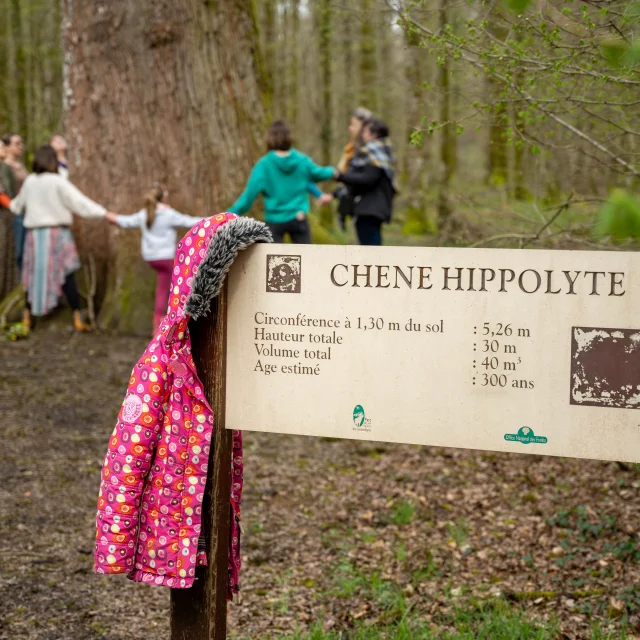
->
[329, 264, 626, 296]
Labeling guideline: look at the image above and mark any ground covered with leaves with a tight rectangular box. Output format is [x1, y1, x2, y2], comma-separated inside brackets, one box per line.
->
[1, 329, 639, 639]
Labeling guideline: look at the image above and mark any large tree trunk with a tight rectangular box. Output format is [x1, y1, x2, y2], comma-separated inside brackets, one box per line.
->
[61, 0, 266, 335]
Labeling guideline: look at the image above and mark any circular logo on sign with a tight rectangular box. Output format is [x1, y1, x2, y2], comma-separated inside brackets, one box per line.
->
[353, 405, 365, 427]
[122, 394, 143, 424]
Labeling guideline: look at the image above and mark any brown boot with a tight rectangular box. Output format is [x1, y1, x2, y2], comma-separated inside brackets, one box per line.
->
[22, 309, 31, 333]
[73, 310, 91, 332]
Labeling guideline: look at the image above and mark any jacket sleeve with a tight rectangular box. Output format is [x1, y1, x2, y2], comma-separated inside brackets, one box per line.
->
[58, 179, 107, 218]
[94, 346, 170, 576]
[166, 208, 206, 228]
[1, 163, 16, 198]
[307, 183, 322, 198]
[115, 210, 146, 229]
[307, 158, 336, 183]
[8, 177, 26, 215]
[228, 164, 263, 216]
[338, 165, 383, 189]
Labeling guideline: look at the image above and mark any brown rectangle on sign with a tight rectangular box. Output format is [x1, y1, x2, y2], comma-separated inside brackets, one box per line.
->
[266, 254, 301, 293]
[570, 327, 640, 410]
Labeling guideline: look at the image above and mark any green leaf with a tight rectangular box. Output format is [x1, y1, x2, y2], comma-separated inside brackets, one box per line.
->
[409, 130, 423, 148]
[595, 189, 640, 240]
[504, 0, 531, 13]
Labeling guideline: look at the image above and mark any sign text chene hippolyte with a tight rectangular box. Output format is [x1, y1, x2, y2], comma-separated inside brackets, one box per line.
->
[225, 244, 640, 463]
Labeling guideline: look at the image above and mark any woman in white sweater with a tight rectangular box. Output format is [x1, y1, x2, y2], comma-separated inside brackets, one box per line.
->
[9, 145, 114, 332]
[104, 183, 204, 331]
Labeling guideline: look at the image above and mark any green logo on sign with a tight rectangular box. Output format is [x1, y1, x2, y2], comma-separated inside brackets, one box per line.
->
[504, 426, 548, 445]
[353, 405, 365, 427]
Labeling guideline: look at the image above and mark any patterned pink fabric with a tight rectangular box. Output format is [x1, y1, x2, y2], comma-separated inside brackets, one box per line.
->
[94, 213, 243, 597]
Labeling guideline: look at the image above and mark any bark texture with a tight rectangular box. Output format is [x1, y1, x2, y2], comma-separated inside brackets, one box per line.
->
[61, 0, 266, 334]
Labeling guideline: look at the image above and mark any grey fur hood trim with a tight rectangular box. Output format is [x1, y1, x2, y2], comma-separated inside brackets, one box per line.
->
[185, 217, 272, 320]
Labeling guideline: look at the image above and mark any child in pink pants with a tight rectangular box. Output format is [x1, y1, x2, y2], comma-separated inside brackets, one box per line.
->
[105, 183, 205, 331]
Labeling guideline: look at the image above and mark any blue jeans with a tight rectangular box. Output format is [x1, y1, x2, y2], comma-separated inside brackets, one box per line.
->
[13, 215, 25, 271]
[355, 216, 382, 246]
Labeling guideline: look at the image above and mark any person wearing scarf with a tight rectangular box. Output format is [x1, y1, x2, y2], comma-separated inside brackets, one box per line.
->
[336, 118, 397, 246]
[310, 107, 373, 223]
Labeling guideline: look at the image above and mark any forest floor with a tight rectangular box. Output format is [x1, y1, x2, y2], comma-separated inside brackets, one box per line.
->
[1, 326, 640, 640]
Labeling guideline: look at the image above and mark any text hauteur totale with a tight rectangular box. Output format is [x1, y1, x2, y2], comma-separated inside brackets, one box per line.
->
[329, 264, 626, 296]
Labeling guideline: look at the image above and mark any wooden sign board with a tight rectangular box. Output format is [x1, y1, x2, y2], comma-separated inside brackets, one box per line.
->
[225, 244, 640, 463]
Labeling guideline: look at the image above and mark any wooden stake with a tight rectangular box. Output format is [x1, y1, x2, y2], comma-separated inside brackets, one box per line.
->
[170, 285, 231, 640]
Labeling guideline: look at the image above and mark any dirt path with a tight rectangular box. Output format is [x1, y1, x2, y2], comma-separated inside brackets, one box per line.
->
[1, 330, 639, 639]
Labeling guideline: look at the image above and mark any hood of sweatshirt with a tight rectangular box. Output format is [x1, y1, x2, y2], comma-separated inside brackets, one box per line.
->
[265, 149, 308, 175]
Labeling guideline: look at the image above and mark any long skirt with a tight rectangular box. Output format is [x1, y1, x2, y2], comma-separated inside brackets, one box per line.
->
[22, 227, 80, 317]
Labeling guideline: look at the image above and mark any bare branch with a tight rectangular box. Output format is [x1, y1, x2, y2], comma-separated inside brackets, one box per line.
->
[405, 16, 640, 178]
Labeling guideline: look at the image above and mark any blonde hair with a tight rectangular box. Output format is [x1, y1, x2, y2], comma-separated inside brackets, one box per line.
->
[144, 183, 165, 228]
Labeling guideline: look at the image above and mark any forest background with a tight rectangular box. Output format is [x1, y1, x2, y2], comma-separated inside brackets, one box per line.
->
[0, 0, 638, 333]
[1, 2, 640, 639]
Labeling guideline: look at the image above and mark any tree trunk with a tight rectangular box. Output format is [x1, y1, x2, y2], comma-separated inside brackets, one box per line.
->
[9, 0, 23, 135]
[378, 6, 393, 123]
[44, 0, 63, 134]
[263, 0, 276, 119]
[437, 0, 455, 225]
[512, 93, 528, 200]
[359, 0, 377, 112]
[316, 0, 333, 229]
[342, 9, 354, 130]
[289, 0, 300, 129]
[485, 13, 508, 189]
[280, 0, 289, 121]
[318, 0, 332, 167]
[403, 25, 430, 235]
[487, 77, 508, 188]
[0, 0, 21, 302]
[61, 0, 266, 335]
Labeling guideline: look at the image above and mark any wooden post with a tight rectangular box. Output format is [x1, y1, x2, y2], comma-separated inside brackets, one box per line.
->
[170, 285, 231, 640]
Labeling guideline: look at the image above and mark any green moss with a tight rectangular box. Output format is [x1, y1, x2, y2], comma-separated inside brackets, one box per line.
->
[402, 204, 437, 236]
[99, 234, 155, 336]
[308, 213, 345, 245]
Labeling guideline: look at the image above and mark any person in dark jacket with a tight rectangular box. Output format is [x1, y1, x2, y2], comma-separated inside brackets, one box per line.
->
[337, 118, 397, 246]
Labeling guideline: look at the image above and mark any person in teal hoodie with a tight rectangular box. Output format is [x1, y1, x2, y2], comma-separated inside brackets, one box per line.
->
[229, 120, 337, 243]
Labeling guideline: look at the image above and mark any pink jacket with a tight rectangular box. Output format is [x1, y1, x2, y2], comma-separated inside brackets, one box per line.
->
[94, 213, 271, 596]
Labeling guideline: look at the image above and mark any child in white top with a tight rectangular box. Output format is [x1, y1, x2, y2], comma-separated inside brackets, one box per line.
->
[105, 183, 204, 331]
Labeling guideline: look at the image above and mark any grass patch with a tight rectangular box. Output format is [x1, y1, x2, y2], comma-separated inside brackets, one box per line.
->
[447, 519, 470, 548]
[389, 499, 416, 526]
[275, 598, 560, 639]
[297, 553, 561, 640]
